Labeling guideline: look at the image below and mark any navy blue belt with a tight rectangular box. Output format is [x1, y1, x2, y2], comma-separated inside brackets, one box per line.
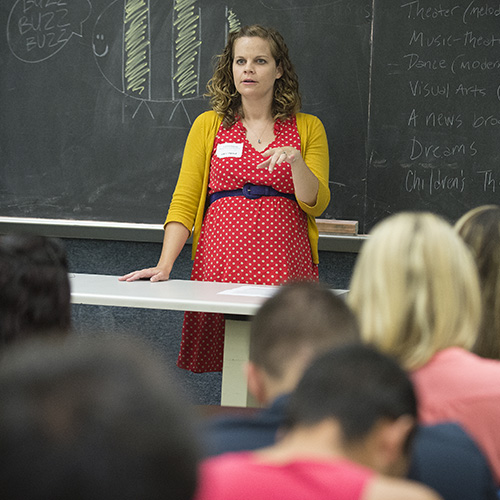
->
[208, 183, 296, 205]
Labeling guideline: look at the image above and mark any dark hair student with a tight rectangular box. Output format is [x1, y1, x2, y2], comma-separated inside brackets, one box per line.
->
[196, 344, 441, 500]
[283, 344, 417, 445]
[0, 337, 200, 500]
[0, 233, 71, 347]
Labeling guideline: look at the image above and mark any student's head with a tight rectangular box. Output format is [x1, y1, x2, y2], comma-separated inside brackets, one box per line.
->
[0, 337, 200, 500]
[248, 281, 359, 403]
[206, 24, 301, 126]
[348, 212, 481, 370]
[0, 233, 71, 347]
[284, 344, 417, 475]
[455, 205, 500, 360]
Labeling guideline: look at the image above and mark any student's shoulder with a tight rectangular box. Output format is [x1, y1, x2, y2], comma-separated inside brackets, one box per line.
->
[363, 476, 443, 500]
[203, 411, 278, 457]
[196, 453, 256, 500]
[201, 452, 254, 477]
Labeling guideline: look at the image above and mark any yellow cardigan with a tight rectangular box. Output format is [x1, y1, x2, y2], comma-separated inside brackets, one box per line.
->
[165, 110, 330, 264]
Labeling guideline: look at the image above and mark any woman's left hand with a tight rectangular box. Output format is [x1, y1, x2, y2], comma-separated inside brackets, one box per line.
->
[257, 147, 302, 173]
[257, 146, 319, 206]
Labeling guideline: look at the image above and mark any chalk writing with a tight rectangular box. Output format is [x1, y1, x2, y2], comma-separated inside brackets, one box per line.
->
[404, 53, 447, 70]
[463, 30, 500, 47]
[451, 53, 500, 73]
[370, 0, 500, 219]
[409, 29, 500, 49]
[7, 0, 91, 63]
[405, 168, 466, 194]
[472, 113, 500, 127]
[401, 1, 461, 20]
[455, 83, 486, 96]
[425, 111, 463, 128]
[463, 0, 500, 23]
[409, 137, 478, 161]
[409, 30, 460, 47]
[429, 168, 466, 194]
[409, 80, 450, 98]
[408, 81, 487, 100]
[477, 170, 497, 191]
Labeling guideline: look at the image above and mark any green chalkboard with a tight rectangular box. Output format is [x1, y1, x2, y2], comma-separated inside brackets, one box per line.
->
[366, 0, 500, 230]
[0, 0, 371, 227]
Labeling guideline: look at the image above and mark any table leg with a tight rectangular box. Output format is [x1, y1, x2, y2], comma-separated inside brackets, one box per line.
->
[221, 318, 259, 408]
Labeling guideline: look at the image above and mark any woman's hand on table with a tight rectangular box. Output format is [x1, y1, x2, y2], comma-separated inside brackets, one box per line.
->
[119, 266, 170, 282]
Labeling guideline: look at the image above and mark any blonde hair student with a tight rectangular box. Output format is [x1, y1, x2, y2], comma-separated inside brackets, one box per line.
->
[348, 211, 500, 487]
[348, 211, 481, 370]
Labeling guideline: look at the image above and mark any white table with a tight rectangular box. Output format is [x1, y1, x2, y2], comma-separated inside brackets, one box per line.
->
[70, 273, 278, 407]
[70, 273, 348, 407]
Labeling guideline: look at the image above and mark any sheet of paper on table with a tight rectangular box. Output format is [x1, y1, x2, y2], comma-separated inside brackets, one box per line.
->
[217, 285, 279, 298]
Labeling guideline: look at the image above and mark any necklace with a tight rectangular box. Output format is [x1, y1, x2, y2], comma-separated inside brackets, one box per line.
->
[243, 119, 273, 144]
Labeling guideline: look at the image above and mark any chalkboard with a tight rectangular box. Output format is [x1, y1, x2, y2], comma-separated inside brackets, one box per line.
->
[0, 0, 371, 228]
[366, 0, 500, 230]
[6, 1, 500, 234]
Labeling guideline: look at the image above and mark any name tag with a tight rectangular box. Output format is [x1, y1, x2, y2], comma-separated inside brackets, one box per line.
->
[216, 143, 243, 158]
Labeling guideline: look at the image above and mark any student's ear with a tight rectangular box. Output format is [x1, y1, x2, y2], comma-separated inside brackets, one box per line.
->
[377, 415, 416, 477]
[245, 361, 269, 405]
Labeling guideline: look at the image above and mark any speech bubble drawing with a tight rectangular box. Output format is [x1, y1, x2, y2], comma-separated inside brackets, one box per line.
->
[7, 0, 92, 63]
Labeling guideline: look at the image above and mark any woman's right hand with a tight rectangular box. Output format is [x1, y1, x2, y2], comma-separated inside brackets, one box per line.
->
[119, 222, 189, 283]
[118, 266, 171, 282]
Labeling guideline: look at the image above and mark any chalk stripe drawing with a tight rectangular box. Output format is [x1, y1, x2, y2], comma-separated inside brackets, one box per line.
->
[173, 0, 202, 97]
[92, 2, 241, 122]
[124, 0, 151, 98]
[227, 8, 241, 33]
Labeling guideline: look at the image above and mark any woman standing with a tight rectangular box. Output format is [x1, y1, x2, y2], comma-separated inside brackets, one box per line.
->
[121, 25, 330, 373]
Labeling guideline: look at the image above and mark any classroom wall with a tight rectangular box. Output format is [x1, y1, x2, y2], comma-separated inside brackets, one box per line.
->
[66, 238, 356, 405]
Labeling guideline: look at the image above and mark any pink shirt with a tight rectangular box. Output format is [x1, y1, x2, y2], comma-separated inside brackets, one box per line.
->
[195, 452, 374, 500]
[412, 347, 500, 484]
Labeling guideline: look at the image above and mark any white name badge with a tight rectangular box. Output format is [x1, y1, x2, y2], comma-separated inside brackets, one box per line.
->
[216, 142, 244, 158]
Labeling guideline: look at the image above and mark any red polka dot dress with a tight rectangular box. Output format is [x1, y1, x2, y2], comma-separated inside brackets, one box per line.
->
[177, 116, 319, 373]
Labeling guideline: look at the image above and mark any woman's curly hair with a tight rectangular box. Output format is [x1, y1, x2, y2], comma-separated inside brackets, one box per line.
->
[206, 25, 301, 128]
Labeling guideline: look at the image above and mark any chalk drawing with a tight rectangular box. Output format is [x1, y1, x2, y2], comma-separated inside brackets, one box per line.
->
[6, 0, 241, 123]
[173, 0, 202, 97]
[124, 0, 151, 97]
[7, 0, 91, 63]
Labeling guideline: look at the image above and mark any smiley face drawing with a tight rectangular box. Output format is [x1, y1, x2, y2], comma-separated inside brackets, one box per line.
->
[93, 33, 109, 58]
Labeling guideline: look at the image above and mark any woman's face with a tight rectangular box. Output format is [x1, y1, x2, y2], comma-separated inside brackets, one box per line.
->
[232, 36, 282, 103]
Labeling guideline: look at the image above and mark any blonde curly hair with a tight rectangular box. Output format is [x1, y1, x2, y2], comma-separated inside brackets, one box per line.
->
[206, 25, 301, 128]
